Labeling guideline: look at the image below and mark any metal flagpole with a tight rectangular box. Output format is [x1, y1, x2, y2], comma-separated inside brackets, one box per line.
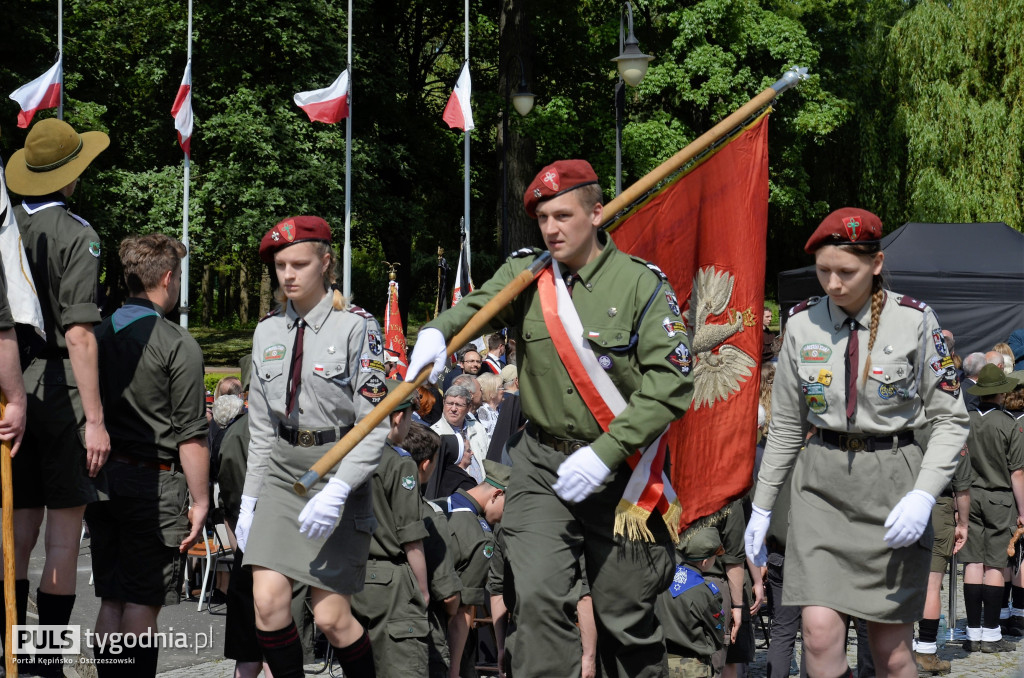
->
[180, 0, 192, 328]
[343, 0, 353, 299]
[462, 0, 470, 272]
[57, 0, 63, 120]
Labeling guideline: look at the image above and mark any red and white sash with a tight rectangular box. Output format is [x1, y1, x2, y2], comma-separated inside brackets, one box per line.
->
[537, 260, 681, 542]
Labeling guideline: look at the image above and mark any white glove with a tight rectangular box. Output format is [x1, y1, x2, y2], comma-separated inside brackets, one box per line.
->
[552, 446, 611, 503]
[744, 504, 772, 567]
[298, 478, 352, 540]
[883, 489, 936, 548]
[235, 495, 257, 553]
[405, 328, 448, 384]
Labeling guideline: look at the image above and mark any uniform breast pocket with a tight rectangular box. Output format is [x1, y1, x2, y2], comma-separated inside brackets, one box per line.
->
[520, 320, 553, 377]
[310, 358, 349, 399]
[257, 360, 286, 400]
[798, 364, 834, 416]
[866, 360, 913, 410]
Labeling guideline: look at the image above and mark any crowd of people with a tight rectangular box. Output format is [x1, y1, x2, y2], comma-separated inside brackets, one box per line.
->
[1, 115, 1023, 678]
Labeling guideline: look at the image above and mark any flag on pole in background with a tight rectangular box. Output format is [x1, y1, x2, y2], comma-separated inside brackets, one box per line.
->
[608, 112, 771, 531]
[442, 62, 474, 132]
[171, 60, 193, 157]
[9, 59, 62, 129]
[451, 236, 473, 307]
[0, 163, 45, 337]
[294, 70, 350, 124]
[384, 278, 409, 379]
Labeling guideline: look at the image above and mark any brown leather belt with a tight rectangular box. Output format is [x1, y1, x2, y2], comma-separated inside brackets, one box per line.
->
[526, 423, 589, 455]
[109, 452, 175, 472]
[818, 429, 915, 453]
[278, 423, 348, 447]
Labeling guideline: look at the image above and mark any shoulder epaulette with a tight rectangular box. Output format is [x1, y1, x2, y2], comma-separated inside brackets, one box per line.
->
[788, 296, 821, 317]
[510, 247, 541, 259]
[348, 304, 375, 320]
[259, 308, 280, 323]
[640, 260, 669, 281]
[897, 294, 928, 312]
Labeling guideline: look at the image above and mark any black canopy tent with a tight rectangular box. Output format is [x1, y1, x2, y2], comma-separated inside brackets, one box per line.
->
[778, 222, 1024, 356]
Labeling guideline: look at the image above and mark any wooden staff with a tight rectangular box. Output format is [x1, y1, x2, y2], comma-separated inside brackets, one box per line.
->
[2, 395, 15, 678]
[294, 251, 552, 494]
[1008, 525, 1024, 557]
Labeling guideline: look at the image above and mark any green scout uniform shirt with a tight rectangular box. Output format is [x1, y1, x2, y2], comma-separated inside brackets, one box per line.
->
[422, 499, 462, 602]
[446, 489, 495, 607]
[755, 291, 970, 510]
[705, 498, 745, 580]
[0, 259, 14, 330]
[965, 403, 1024, 492]
[655, 565, 724, 659]
[368, 443, 430, 559]
[217, 412, 250, 525]
[424, 232, 693, 469]
[96, 299, 209, 462]
[15, 196, 102, 349]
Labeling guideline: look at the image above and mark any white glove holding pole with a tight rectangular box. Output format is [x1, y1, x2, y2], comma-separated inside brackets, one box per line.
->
[552, 446, 610, 503]
[235, 495, 258, 552]
[744, 504, 772, 567]
[405, 328, 449, 384]
[883, 489, 935, 548]
[298, 478, 352, 540]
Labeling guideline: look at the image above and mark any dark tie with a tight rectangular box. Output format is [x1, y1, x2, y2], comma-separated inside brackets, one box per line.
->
[286, 318, 305, 416]
[845, 318, 859, 422]
[564, 272, 580, 298]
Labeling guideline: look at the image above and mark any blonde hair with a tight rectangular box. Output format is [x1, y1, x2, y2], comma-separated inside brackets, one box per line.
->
[272, 241, 348, 311]
[476, 372, 502, 404]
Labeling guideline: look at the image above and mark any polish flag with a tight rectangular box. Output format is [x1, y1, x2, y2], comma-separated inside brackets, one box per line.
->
[171, 61, 193, 157]
[9, 59, 62, 128]
[442, 62, 474, 132]
[294, 70, 350, 124]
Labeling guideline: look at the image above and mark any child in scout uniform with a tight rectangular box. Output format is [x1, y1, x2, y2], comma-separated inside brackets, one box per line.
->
[958, 364, 1024, 653]
[655, 526, 726, 678]
[445, 460, 509, 678]
[745, 208, 970, 678]
[351, 380, 432, 677]
[236, 216, 389, 678]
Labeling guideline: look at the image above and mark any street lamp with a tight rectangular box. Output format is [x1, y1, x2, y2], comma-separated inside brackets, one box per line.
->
[501, 55, 535, 254]
[612, 1, 654, 195]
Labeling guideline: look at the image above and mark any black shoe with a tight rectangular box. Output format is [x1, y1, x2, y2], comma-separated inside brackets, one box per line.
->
[962, 639, 981, 652]
[981, 637, 1017, 653]
[1001, 616, 1024, 636]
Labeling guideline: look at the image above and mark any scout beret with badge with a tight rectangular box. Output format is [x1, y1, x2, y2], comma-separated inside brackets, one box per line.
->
[523, 159, 600, 219]
[259, 215, 332, 263]
[483, 460, 511, 490]
[967, 363, 1019, 397]
[678, 525, 724, 563]
[804, 207, 883, 254]
[6, 118, 110, 196]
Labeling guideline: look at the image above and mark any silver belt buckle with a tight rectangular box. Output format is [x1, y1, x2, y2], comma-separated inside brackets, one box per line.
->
[297, 430, 316, 447]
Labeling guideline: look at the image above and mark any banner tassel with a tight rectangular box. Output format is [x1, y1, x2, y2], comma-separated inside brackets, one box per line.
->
[614, 500, 656, 543]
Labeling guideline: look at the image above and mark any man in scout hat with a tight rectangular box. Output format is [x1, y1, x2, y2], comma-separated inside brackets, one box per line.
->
[408, 159, 692, 677]
[5, 118, 110, 674]
[958, 364, 1024, 653]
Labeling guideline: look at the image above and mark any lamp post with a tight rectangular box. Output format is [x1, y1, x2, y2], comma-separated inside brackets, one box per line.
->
[612, 2, 654, 196]
[501, 55, 535, 255]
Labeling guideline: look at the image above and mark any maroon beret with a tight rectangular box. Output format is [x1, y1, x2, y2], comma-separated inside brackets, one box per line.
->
[523, 159, 600, 219]
[804, 208, 883, 254]
[259, 216, 332, 263]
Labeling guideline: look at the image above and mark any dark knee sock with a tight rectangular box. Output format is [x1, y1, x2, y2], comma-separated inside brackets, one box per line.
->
[36, 588, 76, 625]
[1003, 582, 1012, 608]
[918, 617, 939, 644]
[964, 583, 983, 628]
[1013, 585, 1024, 609]
[983, 584, 1005, 629]
[133, 645, 160, 677]
[256, 622, 305, 678]
[333, 630, 376, 677]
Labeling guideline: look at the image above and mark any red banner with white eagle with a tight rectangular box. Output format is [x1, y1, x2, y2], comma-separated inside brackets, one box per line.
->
[608, 111, 770, 530]
[384, 279, 409, 379]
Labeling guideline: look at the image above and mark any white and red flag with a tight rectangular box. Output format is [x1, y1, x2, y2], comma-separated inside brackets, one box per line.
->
[451, 238, 473, 307]
[442, 62, 474, 132]
[9, 59, 62, 129]
[171, 60, 193, 157]
[294, 70, 350, 124]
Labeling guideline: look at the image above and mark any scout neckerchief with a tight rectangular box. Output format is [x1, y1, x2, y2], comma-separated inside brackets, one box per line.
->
[536, 259, 681, 543]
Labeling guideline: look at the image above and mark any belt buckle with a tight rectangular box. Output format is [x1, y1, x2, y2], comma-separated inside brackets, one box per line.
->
[568, 442, 584, 453]
[297, 430, 316, 447]
[841, 435, 865, 452]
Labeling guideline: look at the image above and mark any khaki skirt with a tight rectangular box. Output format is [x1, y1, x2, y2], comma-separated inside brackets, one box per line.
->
[243, 437, 376, 594]
[782, 436, 932, 623]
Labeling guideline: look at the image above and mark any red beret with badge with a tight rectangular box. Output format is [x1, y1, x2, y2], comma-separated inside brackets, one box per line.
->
[804, 207, 883, 254]
[523, 159, 600, 219]
[259, 216, 332, 263]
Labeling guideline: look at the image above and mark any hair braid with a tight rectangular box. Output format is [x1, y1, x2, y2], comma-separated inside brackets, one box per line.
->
[860, 276, 884, 385]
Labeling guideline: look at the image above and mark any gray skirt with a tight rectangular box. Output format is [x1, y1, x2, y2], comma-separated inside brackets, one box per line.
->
[782, 436, 932, 623]
[243, 437, 376, 595]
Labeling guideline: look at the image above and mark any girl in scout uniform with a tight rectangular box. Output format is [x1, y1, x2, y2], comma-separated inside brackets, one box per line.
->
[744, 208, 969, 678]
[234, 216, 389, 678]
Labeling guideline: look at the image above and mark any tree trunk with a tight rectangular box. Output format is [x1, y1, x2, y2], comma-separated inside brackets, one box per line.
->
[217, 269, 227, 321]
[259, 266, 272, 318]
[201, 264, 212, 326]
[239, 263, 250, 326]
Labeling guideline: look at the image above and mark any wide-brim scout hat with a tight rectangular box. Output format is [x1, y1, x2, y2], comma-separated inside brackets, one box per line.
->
[483, 460, 511, 490]
[678, 525, 724, 562]
[385, 379, 418, 411]
[523, 159, 600, 219]
[6, 119, 110, 196]
[259, 216, 332, 263]
[968, 363, 1019, 396]
[804, 207, 883, 254]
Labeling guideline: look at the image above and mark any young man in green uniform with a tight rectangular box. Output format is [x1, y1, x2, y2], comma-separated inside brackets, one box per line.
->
[87, 234, 210, 676]
[408, 159, 692, 677]
[351, 380, 432, 677]
[5, 118, 111, 675]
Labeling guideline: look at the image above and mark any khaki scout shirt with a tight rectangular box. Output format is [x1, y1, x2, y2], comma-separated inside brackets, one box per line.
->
[964, 403, 1024, 492]
[95, 299, 208, 462]
[424, 233, 693, 469]
[755, 291, 970, 510]
[15, 196, 102, 348]
[368, 442, 430, 559]
[244, 292, 389, 496]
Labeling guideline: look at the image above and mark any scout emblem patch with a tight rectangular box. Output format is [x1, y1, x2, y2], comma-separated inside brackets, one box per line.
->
[360, 353, 371, 371]
[662, 317, 687, 338]
[479, 518, 492, 533]
[665, 290, 681, 317]
[937, 368, 960, 398]
[669, 565, 703, 598]
[278, 219, 296, 242]
[482, 544, 494, 558]
[929, 355, 954, 376]
[88, 241, 101, 257]
[367, 330, 382, 355]
[878, 383, 897, 400]
[359, 375, 388, 405]
[842, 215, 863, 241]
[802, 382, 827, 414]
[401, 475, 416, 491]
[800, 343, 832, 363]
[598, 355, 613, 370]
[263, 344, 286, 361]
[932, 330, 949, 357]
[666, 343, 692, 376]
[542, 169, 559, 191]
